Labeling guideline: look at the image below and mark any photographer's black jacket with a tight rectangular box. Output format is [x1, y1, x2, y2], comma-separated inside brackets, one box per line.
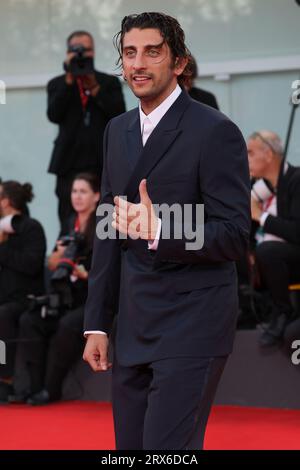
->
[0, 215, 46, 305]
[263, 163, 300, 244]
[47, 71, 126, 177]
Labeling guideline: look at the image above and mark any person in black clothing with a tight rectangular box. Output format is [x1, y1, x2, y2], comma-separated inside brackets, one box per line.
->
[183, 55, 219, 110]
[47, 30, 126, 227]
[247, 130, 300, 347]
[0, 181, 46, 401]
[12, 173, 100, 405]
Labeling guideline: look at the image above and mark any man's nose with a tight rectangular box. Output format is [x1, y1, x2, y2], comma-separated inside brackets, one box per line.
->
[132, 52, 147, 70]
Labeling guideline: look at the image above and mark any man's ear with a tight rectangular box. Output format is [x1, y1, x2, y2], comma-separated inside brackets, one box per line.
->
[174, 56, 188, 76]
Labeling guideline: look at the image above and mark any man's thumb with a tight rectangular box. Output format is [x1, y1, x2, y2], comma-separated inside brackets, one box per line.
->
[139, 179, 150, 205]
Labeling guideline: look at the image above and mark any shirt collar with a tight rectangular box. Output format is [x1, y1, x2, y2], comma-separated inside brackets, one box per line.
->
[139, 84, 182, 132]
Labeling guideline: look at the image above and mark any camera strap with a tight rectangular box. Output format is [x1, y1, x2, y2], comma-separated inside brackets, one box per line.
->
[76, 78, 90, 126]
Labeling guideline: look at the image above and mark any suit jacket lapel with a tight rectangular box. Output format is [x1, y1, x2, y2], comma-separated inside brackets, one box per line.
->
[123, 90, 191, 202]
[125, 111, 144, 171]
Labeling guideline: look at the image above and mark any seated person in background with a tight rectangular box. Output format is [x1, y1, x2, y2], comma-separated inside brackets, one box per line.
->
[12, 173, 99, 405]
[247, 130, 300, 347]
[183, 55, 219, 110]
[0, 180, 46, 402]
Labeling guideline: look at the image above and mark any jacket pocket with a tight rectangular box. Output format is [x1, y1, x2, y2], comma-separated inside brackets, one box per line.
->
[150, 176, 190, 186]
[174, 269, 233, 294]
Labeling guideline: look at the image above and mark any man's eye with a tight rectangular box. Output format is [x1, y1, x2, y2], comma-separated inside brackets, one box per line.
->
[147, 49, 159, 57]
[125, 50, 135, 57]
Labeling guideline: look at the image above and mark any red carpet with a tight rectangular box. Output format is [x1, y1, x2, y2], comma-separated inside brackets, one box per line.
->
[1, 402, 300, 450]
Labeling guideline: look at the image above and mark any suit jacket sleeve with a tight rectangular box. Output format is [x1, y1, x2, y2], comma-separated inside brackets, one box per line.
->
[92, 76, 126, 119]
[47, 77, 74, 124]
[154, 120, 251, 264]
[84, 121, 121, 334]
[263, 177, 300, 244]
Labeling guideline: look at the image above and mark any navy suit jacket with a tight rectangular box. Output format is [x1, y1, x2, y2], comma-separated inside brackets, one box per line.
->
[84, 90, 251, 366]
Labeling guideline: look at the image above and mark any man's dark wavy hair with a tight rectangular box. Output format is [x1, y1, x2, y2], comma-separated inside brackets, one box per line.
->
[113, 12, 193, 85]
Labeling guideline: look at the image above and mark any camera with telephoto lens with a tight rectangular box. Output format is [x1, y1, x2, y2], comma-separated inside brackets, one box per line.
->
[28, 231, 85, 318]
[64, 44, 94, 76]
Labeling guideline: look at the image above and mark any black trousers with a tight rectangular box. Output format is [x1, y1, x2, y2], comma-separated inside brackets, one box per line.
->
[112, 355, 227, 450]
[255, 241, 300, 317]
[16, 306, 84, 399]
[0, 301, 27, 378]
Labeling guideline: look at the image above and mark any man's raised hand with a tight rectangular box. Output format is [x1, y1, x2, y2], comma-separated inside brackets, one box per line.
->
[112, 179, 158, 242]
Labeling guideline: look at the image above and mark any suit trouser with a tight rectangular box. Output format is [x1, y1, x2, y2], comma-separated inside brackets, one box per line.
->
[112, 355, 227, 450]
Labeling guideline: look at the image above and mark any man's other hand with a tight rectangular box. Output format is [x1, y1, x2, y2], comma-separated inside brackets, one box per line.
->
[83, 333, 112, 372]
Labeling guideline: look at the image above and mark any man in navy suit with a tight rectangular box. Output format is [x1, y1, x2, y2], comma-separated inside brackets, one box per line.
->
[83, 12, 250, 450]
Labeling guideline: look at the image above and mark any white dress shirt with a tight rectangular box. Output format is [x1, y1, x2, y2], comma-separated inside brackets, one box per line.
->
[139, 84, 182, 146]
[85, 84, 182, 337]
[141, 84, 181, 249]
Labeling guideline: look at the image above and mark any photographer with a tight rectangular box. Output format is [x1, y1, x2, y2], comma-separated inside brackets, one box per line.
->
[13, 173, 100, 405]
[0, 181, 46, 402]
[247, 130, 300, 347]
[47, 30, 125, 227]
